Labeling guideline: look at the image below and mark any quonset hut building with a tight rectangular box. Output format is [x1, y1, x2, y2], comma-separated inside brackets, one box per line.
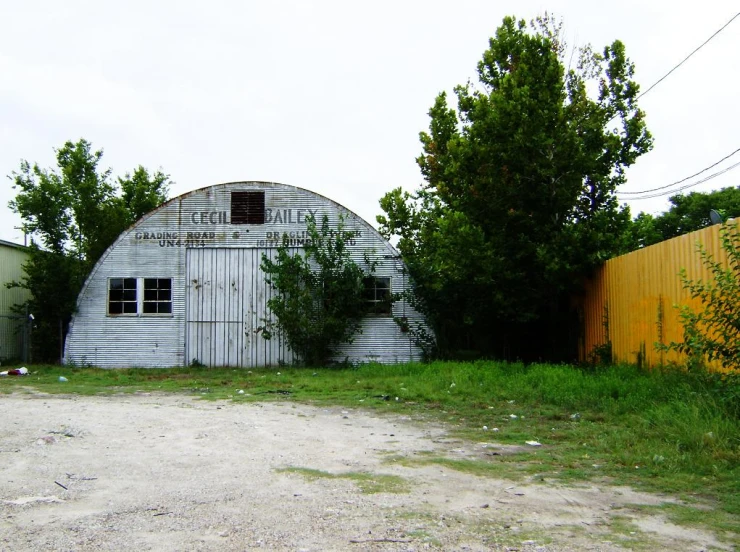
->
[64, 182, 424, 368]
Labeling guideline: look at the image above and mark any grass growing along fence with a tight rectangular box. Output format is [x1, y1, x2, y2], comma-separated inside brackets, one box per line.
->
[2, 360, 738, 540]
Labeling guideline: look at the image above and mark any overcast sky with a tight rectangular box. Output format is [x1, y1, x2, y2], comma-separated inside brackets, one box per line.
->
[1, 1, 738, 245]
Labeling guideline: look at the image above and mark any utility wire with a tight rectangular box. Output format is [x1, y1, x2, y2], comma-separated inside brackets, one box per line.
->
[618, 160, 740, 200]
[610, 13, 740, 200]
[606, 12, 738, 128]
[619, 147, 740, 195]
[636, 11, 740, 102]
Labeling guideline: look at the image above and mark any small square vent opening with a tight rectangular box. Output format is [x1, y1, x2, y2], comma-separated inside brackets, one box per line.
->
[231, 191, 265, 224]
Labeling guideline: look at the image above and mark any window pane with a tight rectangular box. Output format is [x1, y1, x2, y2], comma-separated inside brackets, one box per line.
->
[109, 277, 143, 315]
[362, 278, 375, 300]
[362, 277, 392, 315]
[376, 287, 391, 301]
[142, 278, 173, 315]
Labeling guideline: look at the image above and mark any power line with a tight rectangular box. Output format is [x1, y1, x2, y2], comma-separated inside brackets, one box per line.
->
[614, 13, 740, 200]
[605, 12, 738, 129]
[636, 11, 740, 102]
[619, 146, 740, 195]
[618, 160, 740, 200]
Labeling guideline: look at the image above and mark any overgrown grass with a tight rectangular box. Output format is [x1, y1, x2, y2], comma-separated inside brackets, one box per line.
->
[2, 361, 738, 541]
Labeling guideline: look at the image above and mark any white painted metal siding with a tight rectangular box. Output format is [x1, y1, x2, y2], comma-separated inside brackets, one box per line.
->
[64, 182, 426, 368]
[185, 247, 296, 367]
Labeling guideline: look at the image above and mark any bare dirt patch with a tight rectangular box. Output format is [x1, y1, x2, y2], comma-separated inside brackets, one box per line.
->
[0, 393, 727, 551]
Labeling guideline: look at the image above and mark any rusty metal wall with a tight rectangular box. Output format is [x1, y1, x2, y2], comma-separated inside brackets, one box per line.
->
[581, 221, 737, 371]
[64, 182, 425, 368]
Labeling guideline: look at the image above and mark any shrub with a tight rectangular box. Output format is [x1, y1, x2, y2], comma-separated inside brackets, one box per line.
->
[260, 215, 376, 366]
[659, 222, 740, 371]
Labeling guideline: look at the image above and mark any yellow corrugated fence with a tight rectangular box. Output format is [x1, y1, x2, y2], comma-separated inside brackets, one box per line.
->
[580, 221, 738, 372]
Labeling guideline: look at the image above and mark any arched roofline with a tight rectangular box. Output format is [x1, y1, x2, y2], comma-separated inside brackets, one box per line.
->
[71, 181, 404, 316]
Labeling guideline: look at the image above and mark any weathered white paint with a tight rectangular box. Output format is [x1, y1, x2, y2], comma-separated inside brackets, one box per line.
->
[64, 182, 425, 368]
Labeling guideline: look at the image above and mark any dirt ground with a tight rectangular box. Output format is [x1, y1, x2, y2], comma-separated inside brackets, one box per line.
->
[0, 392, 728, 551]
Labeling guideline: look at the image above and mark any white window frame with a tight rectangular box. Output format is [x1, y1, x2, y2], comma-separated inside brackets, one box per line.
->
[107, 277, 173, 317]
[363, 276, 392, 316]
[142, 278, 173, 315]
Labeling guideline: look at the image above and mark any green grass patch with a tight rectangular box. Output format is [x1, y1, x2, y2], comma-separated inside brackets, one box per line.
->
[275, 467, 409, 494]
[2, 360, 738, 538]
[625, 502, 740, 546]
[386, 454, 538, 481]
[601, 516, 654, 550]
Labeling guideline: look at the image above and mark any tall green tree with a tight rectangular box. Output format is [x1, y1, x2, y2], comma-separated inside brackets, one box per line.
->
[629, 187, 740, 248]
[119, 166, 172, 227]
[8, 139, 170, 361]
[378, 15, 652, 360]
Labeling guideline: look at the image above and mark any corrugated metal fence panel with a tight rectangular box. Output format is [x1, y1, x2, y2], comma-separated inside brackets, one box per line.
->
[581, 222, 736, 371]
[65, 182, 425, 368]
[579, 265, 608, 362]
[0, 315, 24, 361]
[0, 244, 29, 317]
[0, 243, 30, 361]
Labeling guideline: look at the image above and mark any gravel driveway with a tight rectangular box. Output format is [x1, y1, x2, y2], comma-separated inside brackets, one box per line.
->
[0, 392, 727, 551]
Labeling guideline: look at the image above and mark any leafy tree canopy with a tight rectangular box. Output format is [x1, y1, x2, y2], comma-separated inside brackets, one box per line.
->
[377, 15, 652, 360]
[10, 140, 169, 271]
[628, 186, 740, 249]
[8, 139, 170, 361]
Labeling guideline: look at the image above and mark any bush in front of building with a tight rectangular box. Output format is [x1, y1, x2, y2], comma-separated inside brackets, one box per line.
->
[260, 215, 378, 366]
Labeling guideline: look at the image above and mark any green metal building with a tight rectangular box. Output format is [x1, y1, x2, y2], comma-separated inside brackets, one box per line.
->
[0, 239, 30, 362]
